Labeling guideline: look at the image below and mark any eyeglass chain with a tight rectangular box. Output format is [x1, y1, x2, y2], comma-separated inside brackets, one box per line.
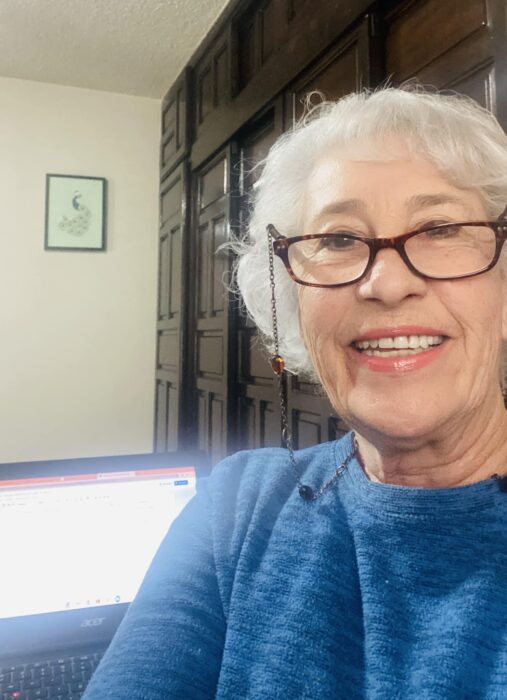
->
[267, 228, 358, 501]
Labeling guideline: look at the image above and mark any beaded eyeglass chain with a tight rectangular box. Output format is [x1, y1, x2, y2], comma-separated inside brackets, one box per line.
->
[267, 227, 358, 501]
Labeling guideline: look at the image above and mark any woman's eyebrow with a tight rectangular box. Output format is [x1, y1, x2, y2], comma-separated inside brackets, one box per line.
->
[311, 193, 468, 225]
[406, 193, 468, 211]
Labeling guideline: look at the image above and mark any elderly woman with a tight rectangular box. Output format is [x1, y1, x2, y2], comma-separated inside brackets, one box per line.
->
[83, 87, 507, 699]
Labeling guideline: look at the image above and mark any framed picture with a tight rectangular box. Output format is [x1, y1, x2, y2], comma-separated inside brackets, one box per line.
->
[44, 174, 107, 251]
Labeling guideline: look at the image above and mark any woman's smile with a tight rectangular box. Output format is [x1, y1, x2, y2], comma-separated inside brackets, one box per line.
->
[348, 326, 449, 372]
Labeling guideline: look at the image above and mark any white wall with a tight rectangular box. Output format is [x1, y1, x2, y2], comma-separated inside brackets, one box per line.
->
[0, 77, 160, 463]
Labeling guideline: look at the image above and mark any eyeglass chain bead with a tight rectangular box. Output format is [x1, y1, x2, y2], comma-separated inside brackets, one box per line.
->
[271, 355, 285, 375]
[298, 484, 315, 501]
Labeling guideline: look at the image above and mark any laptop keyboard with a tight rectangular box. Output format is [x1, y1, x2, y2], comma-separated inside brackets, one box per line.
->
[0, 650, 104, 700]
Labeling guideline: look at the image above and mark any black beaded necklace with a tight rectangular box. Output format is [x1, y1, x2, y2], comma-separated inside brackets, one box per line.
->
[267, 228, 357, 501]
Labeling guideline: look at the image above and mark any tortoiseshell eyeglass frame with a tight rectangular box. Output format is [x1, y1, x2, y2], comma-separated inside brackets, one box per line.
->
[267, 221, 507, 288]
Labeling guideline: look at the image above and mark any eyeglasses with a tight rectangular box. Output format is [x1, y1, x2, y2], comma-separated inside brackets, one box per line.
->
[267, 221, 507, 287]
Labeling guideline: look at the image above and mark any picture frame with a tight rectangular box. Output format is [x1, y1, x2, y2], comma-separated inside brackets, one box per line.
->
[44, 174, 107, 251]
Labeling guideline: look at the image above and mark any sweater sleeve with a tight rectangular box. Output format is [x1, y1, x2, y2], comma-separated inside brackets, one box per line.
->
[81, 477, 226, 700]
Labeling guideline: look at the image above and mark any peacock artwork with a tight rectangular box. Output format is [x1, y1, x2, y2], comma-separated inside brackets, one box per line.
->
[45, 174, 107, 251]
[57, 191, 92, 237]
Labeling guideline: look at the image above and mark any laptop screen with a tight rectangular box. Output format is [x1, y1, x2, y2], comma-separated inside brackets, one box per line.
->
[0, 466, 196, 620]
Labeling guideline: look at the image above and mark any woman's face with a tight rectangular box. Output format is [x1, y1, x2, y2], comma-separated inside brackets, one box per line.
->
[298, 154, 507, 443]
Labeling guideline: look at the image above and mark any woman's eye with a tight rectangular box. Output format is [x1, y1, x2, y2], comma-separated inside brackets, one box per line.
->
[425, 223, 462, 238]
[319, 234, 355, 250]
[417, 219, 454, 230]
[319, 234, 357, 249]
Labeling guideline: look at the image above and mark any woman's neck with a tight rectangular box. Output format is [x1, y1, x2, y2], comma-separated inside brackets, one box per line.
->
[354, 394, 507, 488]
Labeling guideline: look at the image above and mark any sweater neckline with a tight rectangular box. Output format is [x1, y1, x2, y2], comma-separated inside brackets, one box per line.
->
[335, 432, 506, 517]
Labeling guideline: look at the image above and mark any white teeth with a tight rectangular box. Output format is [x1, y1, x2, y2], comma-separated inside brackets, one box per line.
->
[393, 336, 409, 349]
[365, 348, 427, 357]
[354, 334, 445, 354]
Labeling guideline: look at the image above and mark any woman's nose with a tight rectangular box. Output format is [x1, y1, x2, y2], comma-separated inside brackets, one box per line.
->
[356, 248, 428, 306]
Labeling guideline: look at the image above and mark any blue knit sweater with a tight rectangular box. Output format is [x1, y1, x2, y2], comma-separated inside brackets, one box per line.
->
[82, 433, 507, 699]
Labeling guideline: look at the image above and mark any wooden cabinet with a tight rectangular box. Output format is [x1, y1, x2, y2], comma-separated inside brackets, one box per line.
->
[386, 0, 493, 109]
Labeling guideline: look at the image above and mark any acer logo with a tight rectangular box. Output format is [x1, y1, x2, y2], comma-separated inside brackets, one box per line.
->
[81, 617, 106, 628]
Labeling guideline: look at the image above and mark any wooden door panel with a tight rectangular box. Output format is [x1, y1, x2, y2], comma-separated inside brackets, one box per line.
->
[160, 68, 192, 178]
[195, 27, 232, 136]
[158, 222, 183, 324]
[446, 62, 495, 110]
[197, 223, 209, 318]
[159, 235, 170, 320]
[197, 331, 224, 377]
[235, 104, 284, 452]
[197, 390, 207, 451]
[160, 175, 182, 225]
[329, 415, 350, 442]
[192, 148, 234, 462]
[210, 394, 226, 463]
[385, 0, 495, 117]
[155, 162, 189, 452]
[155, 379, 179, 451]
[386, 0, 487, 82]
[293, 409, 324, 450]
[411, 27, 493, 100]
[239, 393, 280, 450]
[196, 389, 227, 462]
[291, 40, 360, 122]
[169, 229, 183, 316]
[285, 17, 374, 126]
[200, 156, 227, 208]
[158, 331, 179, 371]
[238, 326, 282, 449]
[211, 216, 228, 316]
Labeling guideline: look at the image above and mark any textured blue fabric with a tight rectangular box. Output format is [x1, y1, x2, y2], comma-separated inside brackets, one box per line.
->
[82, 433, 507, 699]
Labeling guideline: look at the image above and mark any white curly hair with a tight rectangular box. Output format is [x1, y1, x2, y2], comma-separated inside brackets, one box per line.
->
[230, 85, 507, 384]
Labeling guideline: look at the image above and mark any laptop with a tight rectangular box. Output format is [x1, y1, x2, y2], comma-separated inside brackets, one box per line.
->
[0, 450, 209, 699]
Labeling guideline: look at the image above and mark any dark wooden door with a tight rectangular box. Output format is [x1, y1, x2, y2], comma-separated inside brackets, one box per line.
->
[191, 146, 237, 462]
[155, 70, 193, 452]
[235, 102, 285, 451]
[155, 162, 190, 451]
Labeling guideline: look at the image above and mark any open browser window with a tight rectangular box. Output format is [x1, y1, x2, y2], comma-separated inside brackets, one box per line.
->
[0, 466, 196, 620]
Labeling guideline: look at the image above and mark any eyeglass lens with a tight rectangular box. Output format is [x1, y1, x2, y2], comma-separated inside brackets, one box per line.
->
[287, 224, 497, 285]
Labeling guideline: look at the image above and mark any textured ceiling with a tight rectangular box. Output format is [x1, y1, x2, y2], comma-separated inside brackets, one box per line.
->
[0, 0, 233, 98]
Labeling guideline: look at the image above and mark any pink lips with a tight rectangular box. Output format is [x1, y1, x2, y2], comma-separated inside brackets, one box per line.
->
[350, 326, 449, 374]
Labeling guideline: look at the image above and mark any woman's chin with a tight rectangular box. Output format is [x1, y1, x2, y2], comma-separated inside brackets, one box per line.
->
[343, 389, 458, 444]
[354, 415, 444, 446]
